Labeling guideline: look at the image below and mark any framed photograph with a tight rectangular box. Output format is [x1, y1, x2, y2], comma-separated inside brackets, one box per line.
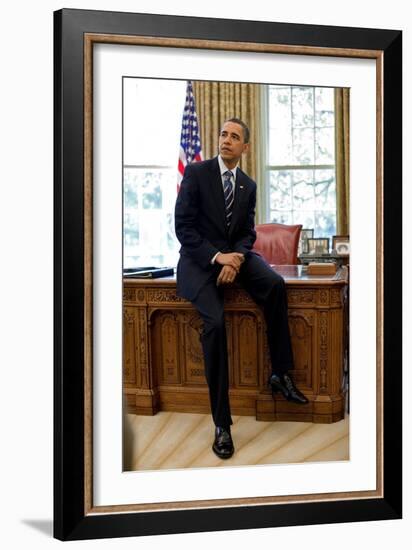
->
[306, 237, 330, 255]
[122, 76, 347, 472]
[299, 228, 314, 254]
[336, 242, 350, 256]
[332, 234, 350, 250]
[54, 8, 402, 541]
[335, 236, 351, 256]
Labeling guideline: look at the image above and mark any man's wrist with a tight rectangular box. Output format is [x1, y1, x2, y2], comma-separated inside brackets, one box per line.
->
[210, 251, 221, 265]
[234, 249, 248, 259]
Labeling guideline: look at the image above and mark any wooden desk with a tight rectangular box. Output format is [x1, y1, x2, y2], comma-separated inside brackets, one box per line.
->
[123, 265, 348, 423]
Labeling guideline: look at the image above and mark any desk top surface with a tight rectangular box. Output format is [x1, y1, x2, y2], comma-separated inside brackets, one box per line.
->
[124, 265, 348, 286]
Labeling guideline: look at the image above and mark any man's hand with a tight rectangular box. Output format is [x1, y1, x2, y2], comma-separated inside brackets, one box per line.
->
[215, 252, 245, 272]
[216, 265, 238, 286]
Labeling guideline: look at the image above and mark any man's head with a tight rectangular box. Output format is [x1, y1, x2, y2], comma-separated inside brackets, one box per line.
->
[218, 118, 250, 167]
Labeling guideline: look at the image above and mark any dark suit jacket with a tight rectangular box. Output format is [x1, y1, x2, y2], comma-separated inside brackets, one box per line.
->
[174, 156, 258, 301]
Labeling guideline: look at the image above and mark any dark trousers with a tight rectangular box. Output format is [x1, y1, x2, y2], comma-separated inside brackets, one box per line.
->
[191, 253, 294, 428]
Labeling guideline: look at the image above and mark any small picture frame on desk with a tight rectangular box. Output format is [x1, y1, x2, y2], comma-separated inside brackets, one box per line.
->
[299, 228, 314, 254]
[333, 235, 350, 256]
[336, 241, 350, 256]
[306, 237, 330, 255]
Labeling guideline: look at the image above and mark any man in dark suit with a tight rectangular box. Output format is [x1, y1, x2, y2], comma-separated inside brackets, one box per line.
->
[174, 118, 308, 459]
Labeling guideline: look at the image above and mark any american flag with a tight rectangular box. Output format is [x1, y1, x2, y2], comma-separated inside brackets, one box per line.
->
[177, 80, 203, 192]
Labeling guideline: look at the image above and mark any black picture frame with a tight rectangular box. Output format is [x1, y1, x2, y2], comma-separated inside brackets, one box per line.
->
[307, 237, 330, 255]
[332, 235, 349, 248]
[333, 235, 351, 256]
[54, 8, 402, 541]
[299, 228, 314, 254]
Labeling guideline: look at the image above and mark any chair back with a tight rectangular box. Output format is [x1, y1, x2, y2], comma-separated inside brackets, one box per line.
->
[253, 222, 302, 265]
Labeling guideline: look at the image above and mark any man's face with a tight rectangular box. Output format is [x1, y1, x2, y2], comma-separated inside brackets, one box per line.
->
[218, 121, 249, 165]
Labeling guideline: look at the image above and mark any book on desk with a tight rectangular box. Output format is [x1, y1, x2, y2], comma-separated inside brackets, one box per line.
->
[123, 266, 175, 279]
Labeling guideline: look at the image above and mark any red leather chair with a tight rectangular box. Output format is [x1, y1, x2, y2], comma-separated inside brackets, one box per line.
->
[253, 223, 302, 265]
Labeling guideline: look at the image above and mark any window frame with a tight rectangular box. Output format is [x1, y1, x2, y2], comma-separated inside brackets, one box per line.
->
[260, 84, 337, 237]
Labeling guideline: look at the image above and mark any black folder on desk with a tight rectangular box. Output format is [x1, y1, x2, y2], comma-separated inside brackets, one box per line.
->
[123, 266, 175, 279]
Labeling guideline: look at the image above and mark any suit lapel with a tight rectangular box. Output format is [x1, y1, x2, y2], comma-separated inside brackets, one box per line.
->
[208, 157, 228, 232]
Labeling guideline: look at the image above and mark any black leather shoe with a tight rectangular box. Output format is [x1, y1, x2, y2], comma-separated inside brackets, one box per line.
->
[269, 372, 309, 404]
[212, 426, 234, 459]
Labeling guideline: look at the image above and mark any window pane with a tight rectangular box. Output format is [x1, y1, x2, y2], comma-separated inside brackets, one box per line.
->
[314, 211, 336, 240]
[269, 210, 292, 225]
[123, 168, 180, 268]
[315, 127, 335, 164]
[292, 211, 315, 230]
[269, 171, 292, 210]
[315, 87, 334, 126]
[268, 168, 336, 238]
[292, 169, 315, 210]
[124, 171, 139, 263]
[292, 87, 314, 128]
[292, 127, 315, 165]
[268, 86, 292, 165]
[140, 171, 162, 209]
[314, 169, 336, 210]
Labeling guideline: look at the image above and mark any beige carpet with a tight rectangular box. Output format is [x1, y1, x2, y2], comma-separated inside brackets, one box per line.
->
[123, 411, 349, 471]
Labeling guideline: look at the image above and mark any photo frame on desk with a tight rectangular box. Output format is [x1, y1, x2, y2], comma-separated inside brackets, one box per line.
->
[333, 235, 351, 256]
[306, 237, 330, 255]
[54, 8, 402, 541]
[300, 228, 314, 254]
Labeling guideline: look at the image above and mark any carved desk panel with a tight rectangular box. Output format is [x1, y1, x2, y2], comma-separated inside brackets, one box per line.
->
[123, 265, 348, 423]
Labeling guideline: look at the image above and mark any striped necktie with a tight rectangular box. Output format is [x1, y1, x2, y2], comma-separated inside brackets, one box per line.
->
[223, 170, 234, 227]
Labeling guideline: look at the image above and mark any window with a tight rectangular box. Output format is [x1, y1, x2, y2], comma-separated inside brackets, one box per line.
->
[123, 78, 186, 268]
[264, 85, 336, 242]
